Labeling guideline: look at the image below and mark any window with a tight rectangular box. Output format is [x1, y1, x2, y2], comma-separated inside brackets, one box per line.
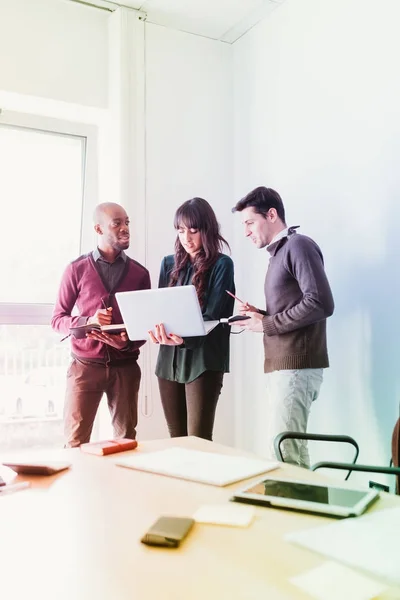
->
[0, 124, 83, 303]
[0, 111, 97, 451]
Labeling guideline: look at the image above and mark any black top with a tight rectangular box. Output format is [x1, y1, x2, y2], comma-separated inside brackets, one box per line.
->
[155, 253, 235, 383]
[92, 248, 127, 293]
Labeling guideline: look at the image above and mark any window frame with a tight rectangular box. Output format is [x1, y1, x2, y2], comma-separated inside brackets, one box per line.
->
[0, 110, 98, 325]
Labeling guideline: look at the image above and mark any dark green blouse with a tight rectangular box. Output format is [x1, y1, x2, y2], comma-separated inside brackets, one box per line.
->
[155, 253, 235, 383]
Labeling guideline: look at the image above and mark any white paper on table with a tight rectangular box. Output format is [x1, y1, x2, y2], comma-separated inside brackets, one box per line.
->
[193, 503, 255, 527]
[286, 506, 400, 586]
[290, 561, 388, 600]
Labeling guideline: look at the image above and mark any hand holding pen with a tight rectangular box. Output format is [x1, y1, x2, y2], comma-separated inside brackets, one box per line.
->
[225, 290, 259, 315]
[85, 298, 130, 349]
[87, 300, 113, 326]
[60, 300, 113, 343]
[225, 290, 265, 332]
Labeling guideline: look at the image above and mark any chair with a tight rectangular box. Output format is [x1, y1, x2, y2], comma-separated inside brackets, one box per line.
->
[274, 426, 400, 494]
[311, 461, 400, 490]
[273, 432, 359, 480]
[391, 418, 399, 493]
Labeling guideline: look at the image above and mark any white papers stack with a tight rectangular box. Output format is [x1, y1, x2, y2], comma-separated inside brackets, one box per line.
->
[290, 562, 388, 600]
[286, 506, 400, 586]
[116, 447, 279, 486]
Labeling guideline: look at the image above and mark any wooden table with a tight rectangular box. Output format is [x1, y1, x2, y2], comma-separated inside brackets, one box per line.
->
[0, 436, 399, 600]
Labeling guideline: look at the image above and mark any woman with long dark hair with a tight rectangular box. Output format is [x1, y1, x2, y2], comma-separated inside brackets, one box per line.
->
[149, 198, 235, 441]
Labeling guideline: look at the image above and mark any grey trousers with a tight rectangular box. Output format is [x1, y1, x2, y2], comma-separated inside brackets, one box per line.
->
[260, 368, 324, 468]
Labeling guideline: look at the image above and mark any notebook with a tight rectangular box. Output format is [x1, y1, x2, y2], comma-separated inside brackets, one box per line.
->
[69, 323, 126, 339]
[116, 447, 279, 486]
[80, 438, 138, 456]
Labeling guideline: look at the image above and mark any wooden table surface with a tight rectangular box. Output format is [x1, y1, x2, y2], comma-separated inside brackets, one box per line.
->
[1, 436, 399, 600]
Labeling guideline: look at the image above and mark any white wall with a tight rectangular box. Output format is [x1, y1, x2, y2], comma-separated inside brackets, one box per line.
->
[233, 0, 400, 472]
[0, 0, 110, 216]
[138, 23, 234, 443]
[0, 0, 108, 107]
[5, 0, 398, 465]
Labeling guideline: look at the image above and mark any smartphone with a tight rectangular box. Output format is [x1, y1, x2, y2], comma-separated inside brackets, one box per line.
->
[228, 315, 251, 323]
[141, 516, 195, 548]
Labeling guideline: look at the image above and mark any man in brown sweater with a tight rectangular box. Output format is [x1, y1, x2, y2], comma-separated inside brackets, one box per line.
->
[232, 187, 334, 467]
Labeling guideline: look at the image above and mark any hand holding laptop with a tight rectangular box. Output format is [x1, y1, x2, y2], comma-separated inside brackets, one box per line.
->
[148, 323, 184, 346]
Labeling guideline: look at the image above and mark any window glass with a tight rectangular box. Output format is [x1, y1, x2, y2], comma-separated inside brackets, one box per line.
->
[0, 124, 84, 303]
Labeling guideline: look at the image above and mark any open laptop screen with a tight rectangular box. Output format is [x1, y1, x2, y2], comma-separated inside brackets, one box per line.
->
[116, 285, 219, 340]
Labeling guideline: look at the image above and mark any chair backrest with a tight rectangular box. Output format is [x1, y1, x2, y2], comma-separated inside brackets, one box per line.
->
[273, 432, 359, 480]
[392, 418, 400, 494]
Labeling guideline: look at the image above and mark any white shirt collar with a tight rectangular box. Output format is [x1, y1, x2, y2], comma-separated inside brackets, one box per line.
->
[267, 227, 289, 249]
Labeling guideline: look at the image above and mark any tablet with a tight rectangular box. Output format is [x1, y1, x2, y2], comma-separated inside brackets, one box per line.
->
[231, 476, 380, 518]
[115, 285, 219, 340]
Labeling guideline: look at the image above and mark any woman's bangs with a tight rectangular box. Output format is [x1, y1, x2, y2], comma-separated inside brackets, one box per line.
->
[174, 207, 200, 231]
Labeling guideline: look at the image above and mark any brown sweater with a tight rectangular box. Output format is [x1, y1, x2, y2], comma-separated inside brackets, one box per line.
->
[262, 228, 334, 373]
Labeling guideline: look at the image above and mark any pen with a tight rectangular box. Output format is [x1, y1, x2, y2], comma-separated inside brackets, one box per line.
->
[62, 301, 112, 343]
[225, 290, 246, 305]
[101, 298, 113, 313]
[0, 481, 30, 495]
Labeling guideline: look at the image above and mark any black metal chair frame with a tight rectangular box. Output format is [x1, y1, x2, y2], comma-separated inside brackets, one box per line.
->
[274, 432, 359, 481]
[311, 461, 400, 491]
[311, 462, 400, 476]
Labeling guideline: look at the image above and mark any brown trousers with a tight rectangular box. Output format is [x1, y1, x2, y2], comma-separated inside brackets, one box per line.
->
[157, 371, 224, 441]
[64, 358, 141, 448]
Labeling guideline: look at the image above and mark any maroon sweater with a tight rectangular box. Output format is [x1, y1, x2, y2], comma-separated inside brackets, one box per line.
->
[51, 253, 151, 362]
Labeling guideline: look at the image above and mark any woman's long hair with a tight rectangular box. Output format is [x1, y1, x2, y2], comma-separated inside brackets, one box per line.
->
[169, 198, 230, 306]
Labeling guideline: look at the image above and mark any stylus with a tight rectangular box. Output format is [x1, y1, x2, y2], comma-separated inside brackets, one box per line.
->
[225, 290, 245, 304]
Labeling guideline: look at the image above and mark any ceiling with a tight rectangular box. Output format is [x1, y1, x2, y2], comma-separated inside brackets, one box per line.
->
[70, 0, 285, 43]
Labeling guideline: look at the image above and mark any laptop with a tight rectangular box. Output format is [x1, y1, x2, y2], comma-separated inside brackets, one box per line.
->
[115, 285, 220, 341]
[116, 447, 279, 487]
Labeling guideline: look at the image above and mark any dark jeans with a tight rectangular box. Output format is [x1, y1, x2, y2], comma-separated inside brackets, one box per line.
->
[157, 371, 224, 441]
[64, 358, 141, 448]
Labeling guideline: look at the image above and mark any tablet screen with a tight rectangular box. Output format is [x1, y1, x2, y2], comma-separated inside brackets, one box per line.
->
[240, 479, 369, 508]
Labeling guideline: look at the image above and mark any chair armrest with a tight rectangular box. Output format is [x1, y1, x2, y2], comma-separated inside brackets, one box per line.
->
[311, 461, 400, 479]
